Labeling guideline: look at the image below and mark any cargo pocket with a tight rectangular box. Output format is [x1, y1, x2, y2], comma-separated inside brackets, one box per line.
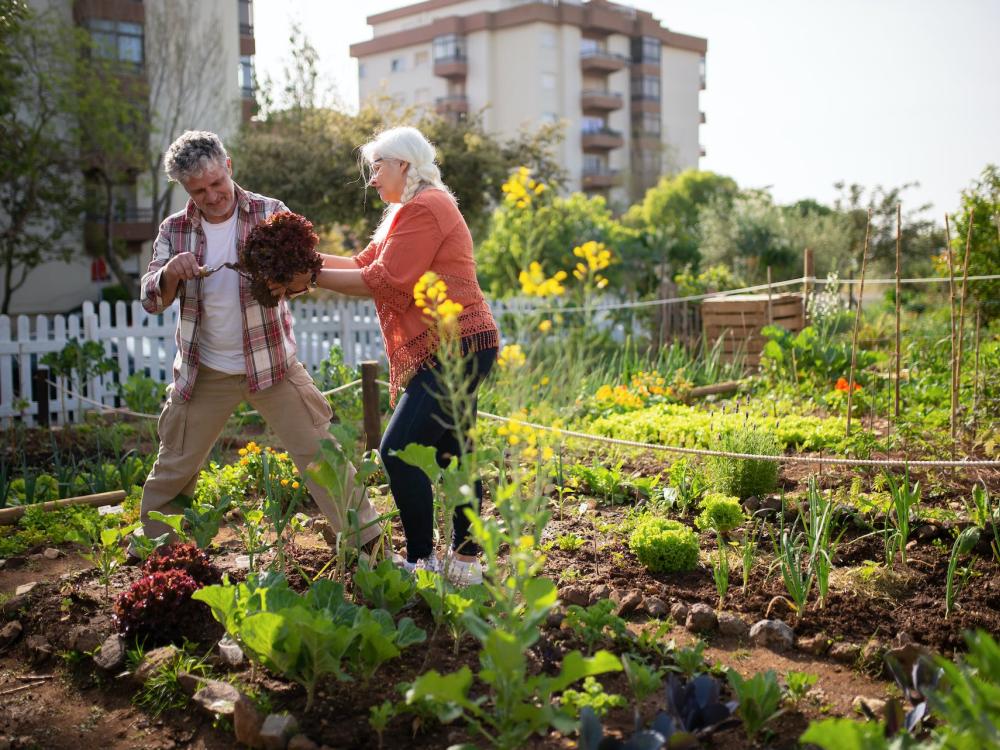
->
[157, 394, 188, 454]
[287, 364, 334, 427]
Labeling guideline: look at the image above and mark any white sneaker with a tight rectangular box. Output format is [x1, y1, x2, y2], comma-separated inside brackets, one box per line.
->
[392, 553, 440, 574]
[443, 552, 483, 587]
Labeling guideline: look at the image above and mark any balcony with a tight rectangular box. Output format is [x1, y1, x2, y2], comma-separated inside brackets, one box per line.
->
[582, 168, 621, 190]
[580, 49, 628, 74]
[581, 127, 624, 151]
[435, 95, 468, 116]
[580, 89, 623, 112]
[433, 54, 468, 79]
[85, 207, 156, 243]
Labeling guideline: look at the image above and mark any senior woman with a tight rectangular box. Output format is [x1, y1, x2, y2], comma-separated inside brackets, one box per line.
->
[273, 126, 499, 585]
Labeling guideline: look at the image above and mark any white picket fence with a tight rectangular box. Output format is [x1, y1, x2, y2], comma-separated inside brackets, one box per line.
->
[0, 299, 387, 426]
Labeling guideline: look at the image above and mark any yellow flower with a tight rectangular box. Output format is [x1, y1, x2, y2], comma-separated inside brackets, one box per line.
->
[508, 435, 520, 446]
[280, 479, 289, 487]
[538, 319, 552, 333]
[497, 344, 526, 370]
[542, 446, 555, 461]
[238, 448, 248, 456]
[291, 481, 300, 489]
[540, 376, 550, 385]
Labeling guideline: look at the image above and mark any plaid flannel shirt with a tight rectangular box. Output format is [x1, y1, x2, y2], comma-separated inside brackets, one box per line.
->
[140, 185, 297, 401]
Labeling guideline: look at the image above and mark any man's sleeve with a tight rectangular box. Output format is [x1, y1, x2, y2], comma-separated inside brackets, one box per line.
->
[140, 219, 174, 314]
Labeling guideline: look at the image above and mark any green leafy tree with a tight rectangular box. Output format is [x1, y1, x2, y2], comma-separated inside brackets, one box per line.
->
[0, 5, 146, 311]
[951, 164, 999, 322]
[622, 169, 739, 270]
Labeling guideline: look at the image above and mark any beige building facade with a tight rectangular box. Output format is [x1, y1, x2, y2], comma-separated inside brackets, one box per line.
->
[5, 0, 256, 315]
[350, 0, 707, 208]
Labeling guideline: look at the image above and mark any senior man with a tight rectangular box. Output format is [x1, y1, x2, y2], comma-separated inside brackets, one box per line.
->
[136, 130, 380, 554]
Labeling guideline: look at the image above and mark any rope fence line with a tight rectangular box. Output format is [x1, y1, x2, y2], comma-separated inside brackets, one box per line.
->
[498, 273, 1000, 316]
[41, 377, 999, 469]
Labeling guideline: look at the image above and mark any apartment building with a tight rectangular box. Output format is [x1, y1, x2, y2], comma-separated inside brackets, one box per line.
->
[4, 0, 256, 314]
[350, 0, 707, 207]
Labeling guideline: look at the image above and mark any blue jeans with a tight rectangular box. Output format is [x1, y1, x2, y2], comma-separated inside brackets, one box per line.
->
[380, 346, 497, 562]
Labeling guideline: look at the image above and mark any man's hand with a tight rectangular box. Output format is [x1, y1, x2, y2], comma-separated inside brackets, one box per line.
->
[163, 252, 202, 285]
[268, 270, 313, 299]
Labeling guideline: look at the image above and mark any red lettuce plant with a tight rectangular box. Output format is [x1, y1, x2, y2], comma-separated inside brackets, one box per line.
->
[240, 210, 322, 307]
[113, 569, 201, 641]
[142, 542, 221, 586]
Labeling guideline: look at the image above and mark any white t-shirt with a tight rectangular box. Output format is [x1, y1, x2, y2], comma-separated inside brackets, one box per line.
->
[198, 212, 245, 374]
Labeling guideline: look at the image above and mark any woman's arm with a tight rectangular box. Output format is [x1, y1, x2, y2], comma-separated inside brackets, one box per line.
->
[319, 253, 365, 270]
[271, 267, 371, 298]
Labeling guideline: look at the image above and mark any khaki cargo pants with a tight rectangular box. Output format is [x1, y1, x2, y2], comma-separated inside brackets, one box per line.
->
[140, 361, 381, 548]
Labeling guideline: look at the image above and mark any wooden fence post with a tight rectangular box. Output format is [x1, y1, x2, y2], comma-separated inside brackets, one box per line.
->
[361, 361, 381, 451]
[802, 247, 814, 322]
[33, 367, 49, 428]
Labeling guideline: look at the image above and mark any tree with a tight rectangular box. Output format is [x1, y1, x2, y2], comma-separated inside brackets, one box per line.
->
[622, 169, 739, 270]
[143, 0, 229, 225]
[952, 164, 999, 322]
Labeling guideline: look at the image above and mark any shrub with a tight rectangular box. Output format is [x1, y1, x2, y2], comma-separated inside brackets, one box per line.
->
[142, 542, 221, 586]
[628, 516, 699, 573]
[695, 492, 746, 533]
[705, 424, 780, 499]
[113, 569, 202, 642]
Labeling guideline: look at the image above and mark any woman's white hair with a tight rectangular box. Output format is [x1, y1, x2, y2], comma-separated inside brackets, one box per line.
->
[360, 126, 454, 243]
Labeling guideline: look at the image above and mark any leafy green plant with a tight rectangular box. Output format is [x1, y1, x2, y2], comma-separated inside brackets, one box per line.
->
[727, 669, 783, 739]
[740, 522, 759, 592]
[784, 671, 818, 706]
[801, 476, 843, 608]
[671, 640, 708, 679]
[567, 460, 630, 506]
[712, 531, 731, 609]
[927, 629, 1000, 747]
[182, 493, 231, 550]
[771, 510, 814, 620]
[561, 676, 626, 718]
[628, 515, 700, 574]
[965, 484, 999, 562]
[695, 492, 746, 534]
[663, 457, 708, 516]
[705, 420, 780, 500]
[564, 599, 629, 652]
[350, 607, 427, 681]
[945, 526, 981, 617]
[883, 469, 920, 566]
[368, 700, 397, 750]
[68, 518, 140, 601]
[354, 558, 418, 615]
[621, 654, 664, 726]
[413, 569, 488, 654]
[556, 532, 586, 552]
[133, 641, 213, 717]
[40, 337, 117, 423]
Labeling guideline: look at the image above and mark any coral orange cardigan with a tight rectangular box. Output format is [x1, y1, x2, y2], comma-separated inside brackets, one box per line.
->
[355, 189, 499, 403]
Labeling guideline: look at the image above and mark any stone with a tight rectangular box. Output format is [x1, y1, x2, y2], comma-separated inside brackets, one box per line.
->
[42, 548, 61, 560]
[861, 639, 885, 665]
[589, 584, 612, 605]
[94, 634, 127, 671]
[260, 713, 300, 750]
[644, 596, 669, 618]
[559, 585, 590, 607]
[28, 553, 43, 561]
[829, 641, 862, 664]
[0, 594, 24, 620]
[0, 620, 23, 649]
[914, 524, 940, 543]
[234, 695, 265, 750]
[798, 633, 831, 656]
[177, 671, 206, 696]
[192, 680, 242, 716]
[749, 619, 795, 652]
[68, 624, 103, 654]
[760, 496, 783, 514]
[288, 735, 319, 750]
[134, 645, 180, 684]
[25, 634, 53, 663]
[685, 603, 718, 633]
[617, 590, 644, 616]
[14, 581, 39, 597]
[743, 495, 761, 513]
[669, 602, 689, 622]
[717, 611, 749, 639]
[852, 695, 887, 718]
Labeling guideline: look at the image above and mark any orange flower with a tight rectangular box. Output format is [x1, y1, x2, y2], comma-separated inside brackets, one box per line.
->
[835, 377, 862, 392]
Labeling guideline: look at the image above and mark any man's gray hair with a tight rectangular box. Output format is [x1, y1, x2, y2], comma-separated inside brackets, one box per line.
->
[164, 130, 229, 183]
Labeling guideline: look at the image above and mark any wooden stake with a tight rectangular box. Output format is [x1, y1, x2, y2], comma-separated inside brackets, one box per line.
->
[955, 207, 974, 437]
[361, 361, 382, 451]
[802, 247, 814, 322]
[972, 306, 982, 442]
[766, 266, 774, 325]
[894, 204, 902, 421]
[0, 490, 126, 525]
[846, 210, 872, 436]
[944, 215, 957, 443]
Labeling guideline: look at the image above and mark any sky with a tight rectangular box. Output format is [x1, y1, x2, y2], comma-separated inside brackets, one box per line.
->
[254, 0, 1000, 218]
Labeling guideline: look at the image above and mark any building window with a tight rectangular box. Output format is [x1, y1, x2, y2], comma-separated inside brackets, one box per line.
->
[358, 62, 366, 78]
[415, 50, 429, 67]
[699, 56, 707, 88]
[580, 37, 601, 54]
[87, 19, 143, 68]
[637, 112, 660, 135]
[583, 154, 606, 173]
[238, 0, 254, 36]
[582, 116, 605, 134]
[391, 57, 405, 73]
[433, 33, 466, 62]
[631, 35, 660, 64]
[238, 55, 254, 98]
[632, 75, 660, 101]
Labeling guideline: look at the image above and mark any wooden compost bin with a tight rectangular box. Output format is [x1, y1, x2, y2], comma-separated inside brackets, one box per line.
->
[701, 292, 804, 367]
